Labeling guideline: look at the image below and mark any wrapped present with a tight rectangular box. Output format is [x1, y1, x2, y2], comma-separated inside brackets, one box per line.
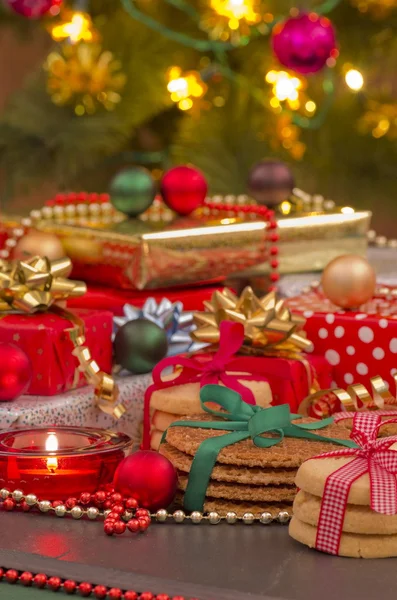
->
[0, 255, 123, 418]
[161, 384, 355, 515]
[0, 373, 152, 448]
[0, 308, 112, 396]
[1, 201, 371, 289]
[291, 412, 397, 558]
[286, 290, 397, 392]
[143, 288, 333, 449]
[67, 283, 223, 314]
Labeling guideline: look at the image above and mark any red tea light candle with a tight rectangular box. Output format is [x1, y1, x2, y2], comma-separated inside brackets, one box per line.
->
[0, 427, 132, 500]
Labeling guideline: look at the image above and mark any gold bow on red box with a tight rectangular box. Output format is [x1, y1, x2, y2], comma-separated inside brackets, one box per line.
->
[192, 287, 313, 357]
[0, 255, 124, 419]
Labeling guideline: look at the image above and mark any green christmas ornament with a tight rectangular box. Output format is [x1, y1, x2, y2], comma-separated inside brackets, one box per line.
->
[109, 167, 156, 217]
[114, 318, 168, 374]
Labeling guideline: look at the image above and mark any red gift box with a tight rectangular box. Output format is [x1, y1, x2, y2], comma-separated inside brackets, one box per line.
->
[142, 321, 333, 448]
[0, 308, 113, 396]
[256, 353, 332, 413]
[286, 292, 397, 392]
[67, 284, 225, 315]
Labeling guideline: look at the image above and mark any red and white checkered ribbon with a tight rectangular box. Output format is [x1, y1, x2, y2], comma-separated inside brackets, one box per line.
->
[314, 412, 397, 555]
[333, 410, 397, 423]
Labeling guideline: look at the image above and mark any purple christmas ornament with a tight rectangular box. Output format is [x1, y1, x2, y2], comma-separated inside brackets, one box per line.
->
[272, 13, 337, 75]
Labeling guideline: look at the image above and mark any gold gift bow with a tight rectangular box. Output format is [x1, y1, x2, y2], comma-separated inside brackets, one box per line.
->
[192, 287, 313, 355]
[0, 256, 124, 419]
[299, 374, 397, 417]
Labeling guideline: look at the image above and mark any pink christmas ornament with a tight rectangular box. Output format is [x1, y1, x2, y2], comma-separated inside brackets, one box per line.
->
[272, 13, 337, 75]
[5, 0, 62, 18]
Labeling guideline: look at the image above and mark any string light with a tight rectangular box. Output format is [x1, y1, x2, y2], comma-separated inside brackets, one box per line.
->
[50, 11, 98, 44]
[210, 0, 259, 28]
[358, 100, 397, 140]
[167, 67, 207, 111]
[345, 68, 364, 91]
[201, 0, 264, 42]
[266, 70, 304, 111]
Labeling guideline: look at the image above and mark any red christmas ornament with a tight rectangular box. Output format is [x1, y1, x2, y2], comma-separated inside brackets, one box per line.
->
[161, 166, 208, 216]
[113, 451, 177, 511]
[271, 13, 337, 75]
[5, 0, 62, 18]
[0, 343, 32, 402]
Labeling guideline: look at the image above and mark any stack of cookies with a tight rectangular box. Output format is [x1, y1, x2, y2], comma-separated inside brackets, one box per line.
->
[160, 414, 351, 517]
[290, 453, 397, 558]
[149, 376, 272, 450]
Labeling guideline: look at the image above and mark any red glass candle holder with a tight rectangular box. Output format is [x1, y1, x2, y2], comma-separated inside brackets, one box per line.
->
[0, 427, 132, 499]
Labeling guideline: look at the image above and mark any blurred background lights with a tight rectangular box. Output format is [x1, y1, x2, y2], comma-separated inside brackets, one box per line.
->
[345, 69, 364, 91]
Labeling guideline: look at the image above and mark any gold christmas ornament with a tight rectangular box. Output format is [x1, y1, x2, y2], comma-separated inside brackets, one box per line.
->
[45, 43, 126, 116]
[192, 287, 313, 355]
[13, 231, 66, 262]
[321, 254, 376, 309]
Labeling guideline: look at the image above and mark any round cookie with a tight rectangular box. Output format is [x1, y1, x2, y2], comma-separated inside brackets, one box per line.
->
[289, 516, 397, 558]
[150, 374, 272, 415]
[150, 429, 163, 450]
[177, 474, 296, 502]
[165, 414, 352, 469]
[152, 410, 180, 431]
[295, 447, 397, 505]
[160, 442, 297, 485]
[294, 490, 397, 534]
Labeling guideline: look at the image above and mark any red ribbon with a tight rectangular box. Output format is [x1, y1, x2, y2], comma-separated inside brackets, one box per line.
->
[313, 412, 397, 555]
[142, 321, 270, 448]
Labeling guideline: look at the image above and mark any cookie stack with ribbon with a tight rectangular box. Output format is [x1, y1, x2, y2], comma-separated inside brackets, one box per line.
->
[290, 412, 397, 558]
[160, 384, 354, 517]
[144, 287, 333, 451]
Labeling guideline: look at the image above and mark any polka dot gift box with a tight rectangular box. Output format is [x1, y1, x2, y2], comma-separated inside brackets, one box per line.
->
[286, 291, 397, 397]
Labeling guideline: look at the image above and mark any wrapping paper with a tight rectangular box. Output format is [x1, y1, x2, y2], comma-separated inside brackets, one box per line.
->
[286, 292, 397, 391]
[7, 209, 370, 290]
[0, 374, 152, 447]
[0, 308, 113, 396]
[67, 283, 224, 314]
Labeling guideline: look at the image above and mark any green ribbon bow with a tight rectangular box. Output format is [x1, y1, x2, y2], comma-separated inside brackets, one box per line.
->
[165, 384, 358, 512]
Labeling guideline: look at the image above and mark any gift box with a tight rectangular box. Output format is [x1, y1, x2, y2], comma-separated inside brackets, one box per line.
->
[1, 201, 371, 289]
[0, 374, 152, 447]
[67, 283, 225, 315]
[143, 287, 334, 449]
[286, 291, 397, 392]
[0, 308, 113, 396]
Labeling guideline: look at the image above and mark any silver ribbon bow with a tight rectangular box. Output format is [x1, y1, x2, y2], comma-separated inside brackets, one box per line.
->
[113, 298, 207, 356]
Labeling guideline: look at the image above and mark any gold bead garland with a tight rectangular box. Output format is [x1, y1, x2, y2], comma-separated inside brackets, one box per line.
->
[0, 488, 291, 525]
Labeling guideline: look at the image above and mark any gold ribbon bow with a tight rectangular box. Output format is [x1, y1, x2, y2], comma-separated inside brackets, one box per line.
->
[300, 374, 397, 417]
[0, 256, 85, 312]
[0, 256, 124, 419]
[192, 287, 313, 356]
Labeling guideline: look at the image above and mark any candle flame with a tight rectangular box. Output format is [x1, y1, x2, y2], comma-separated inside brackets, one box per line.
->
[45, 433, 59, 473]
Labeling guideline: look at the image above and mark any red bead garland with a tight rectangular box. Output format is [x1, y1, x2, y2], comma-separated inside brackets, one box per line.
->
[0, 567, 197, 600]
[0, 485, 152, 539]
[203, 199, 280, 289]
